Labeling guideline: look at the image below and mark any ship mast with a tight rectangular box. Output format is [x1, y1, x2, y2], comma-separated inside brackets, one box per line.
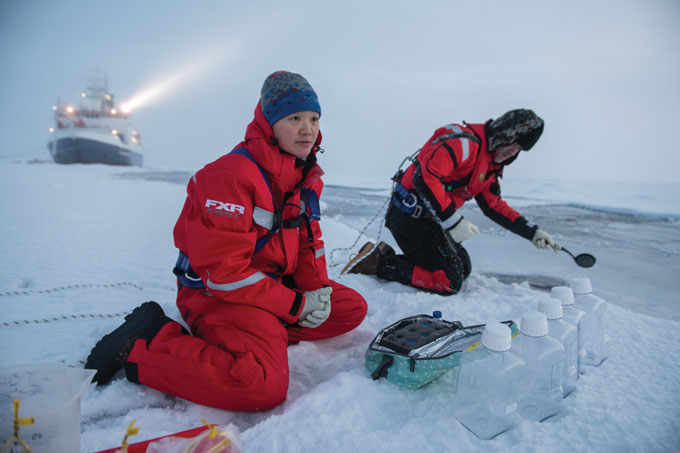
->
[82, 67, 114, 111]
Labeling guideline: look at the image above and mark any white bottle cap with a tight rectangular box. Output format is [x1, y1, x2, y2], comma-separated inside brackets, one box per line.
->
[520, 311, 548, 337]
[537, 298, 563, 320]
[481, 322, 512, 352]
[551, 286, 574, 306]
[569, 277, 592, 295]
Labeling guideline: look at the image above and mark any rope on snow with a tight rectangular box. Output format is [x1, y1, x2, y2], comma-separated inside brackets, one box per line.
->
[0, 281, 143, 327]
[0, 281, 143, 297]
[327, 150, 419, 271]
[328, 194, 391, 269]
[1, 311, 131, 327]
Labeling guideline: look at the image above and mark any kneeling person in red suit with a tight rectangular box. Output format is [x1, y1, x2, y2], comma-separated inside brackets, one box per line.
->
[86, 71, 367, 411]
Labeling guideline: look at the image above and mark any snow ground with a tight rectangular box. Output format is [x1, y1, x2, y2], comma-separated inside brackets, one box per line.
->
[1, 161, 679, 452]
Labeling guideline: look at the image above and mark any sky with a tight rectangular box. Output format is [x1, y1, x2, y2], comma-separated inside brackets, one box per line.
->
[1, 0, 679, 186]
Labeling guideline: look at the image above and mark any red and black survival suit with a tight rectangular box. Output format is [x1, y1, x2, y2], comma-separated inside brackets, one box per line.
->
[376, 122, 537, 295]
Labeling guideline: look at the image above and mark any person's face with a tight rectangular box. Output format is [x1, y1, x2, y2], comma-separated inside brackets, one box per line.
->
[271, 111, 320, 158]
[492, 143, 522, 164]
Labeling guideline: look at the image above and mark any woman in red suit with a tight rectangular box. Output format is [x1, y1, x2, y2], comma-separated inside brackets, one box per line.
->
[86, 71, 367, 411]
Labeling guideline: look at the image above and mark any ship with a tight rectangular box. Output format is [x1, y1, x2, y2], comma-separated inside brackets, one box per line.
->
[48, 76, 143, 166]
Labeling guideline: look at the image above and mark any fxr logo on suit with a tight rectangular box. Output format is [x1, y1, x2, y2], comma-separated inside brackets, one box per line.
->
[205, 199, 245, 217]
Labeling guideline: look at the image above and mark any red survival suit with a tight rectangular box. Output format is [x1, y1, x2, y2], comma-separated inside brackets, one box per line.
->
[125, 103, 367, 411]
[402, 122, 535, 237]
[378, 122, 536, 294]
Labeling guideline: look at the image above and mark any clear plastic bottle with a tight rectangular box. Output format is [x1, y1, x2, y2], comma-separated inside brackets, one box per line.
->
[537, 298, 578, 397]
[551, 286, 587, 375]
[514, 311, 565, 422]
[569, 277, 609, 367]
[453, 322, 526, 440]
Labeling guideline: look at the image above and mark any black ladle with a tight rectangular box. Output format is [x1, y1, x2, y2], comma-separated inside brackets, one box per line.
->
[560, 246, 596, 268]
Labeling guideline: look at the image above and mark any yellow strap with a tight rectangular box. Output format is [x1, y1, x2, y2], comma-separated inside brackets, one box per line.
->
[13, 399, 34, 435]
[465, 340, 481, 352]
[120, 419, 140, 452]
[0, 399, 35, 453]
[206, 438, 232, 453]
[200, 419, 232, 446]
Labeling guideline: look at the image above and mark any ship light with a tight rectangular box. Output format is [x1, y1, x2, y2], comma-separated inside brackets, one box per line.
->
[66, 106, 74, 113]
[112, 129, 118, 135]
[105, 94, 112, 101]
[111, 109, 117, 115]
[119, 44, 229, 113]
[49, 128, 54, 133]
[121, 103, 130, 113]
[81, 92, 87, 98]
[52, 106, 57, 111]
[131, 136, 138, 144]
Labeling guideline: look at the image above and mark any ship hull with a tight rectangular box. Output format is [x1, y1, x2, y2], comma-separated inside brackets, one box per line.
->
[48, 136, 143, 166]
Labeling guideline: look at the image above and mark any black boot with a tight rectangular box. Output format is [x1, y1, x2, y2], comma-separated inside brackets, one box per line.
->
[85, 301, 171, 385]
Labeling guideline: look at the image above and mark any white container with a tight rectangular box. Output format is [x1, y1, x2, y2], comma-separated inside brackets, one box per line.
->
[453, 322, 526, 440]
[514, 312, 565, 422]
[569, 277, 609, 367]
[551, 286, 587, 375]
[0, 363, 95, 452]
[537, 298, 578, 397]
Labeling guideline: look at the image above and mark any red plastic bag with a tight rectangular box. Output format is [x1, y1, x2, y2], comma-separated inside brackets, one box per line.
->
[97, 422, 241, 453]
[146, 423, 241, 453]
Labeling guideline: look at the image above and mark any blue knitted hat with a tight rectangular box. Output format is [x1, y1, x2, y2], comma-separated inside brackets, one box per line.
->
[260, 71, 321, 126]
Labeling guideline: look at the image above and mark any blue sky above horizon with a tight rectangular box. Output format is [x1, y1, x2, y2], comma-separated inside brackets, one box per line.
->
[1, 0, 679, 185]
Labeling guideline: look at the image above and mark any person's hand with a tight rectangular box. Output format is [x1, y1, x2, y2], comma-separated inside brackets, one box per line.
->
[299, 287, 332, 328]
[447, 218, 479, 243]
[532, 228, 559, 252]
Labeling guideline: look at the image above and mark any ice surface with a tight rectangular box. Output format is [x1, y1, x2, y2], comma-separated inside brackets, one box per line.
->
[1, 161, 679, 452]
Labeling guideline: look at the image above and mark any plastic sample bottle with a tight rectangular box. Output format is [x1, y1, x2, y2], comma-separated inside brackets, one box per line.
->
[432, 310, 443, 327]
[537, 298, 578, 397]
[569, 277, 609, 367]
[453, 322, 526, 440]
[551, 286, 587, 375]
[514, 311, 565, 422]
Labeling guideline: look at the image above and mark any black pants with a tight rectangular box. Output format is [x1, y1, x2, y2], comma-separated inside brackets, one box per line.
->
[377, 203, 472, 295]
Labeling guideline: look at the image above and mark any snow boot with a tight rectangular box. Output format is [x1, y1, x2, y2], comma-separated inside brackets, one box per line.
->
[342, 241, 395, 275]
[85, 301, 172, 385]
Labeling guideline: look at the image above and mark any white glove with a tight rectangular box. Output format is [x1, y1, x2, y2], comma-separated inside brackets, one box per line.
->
[299, 286, 332, 328]
[447, 218, 479, 243]
[532, 228, 558, 252]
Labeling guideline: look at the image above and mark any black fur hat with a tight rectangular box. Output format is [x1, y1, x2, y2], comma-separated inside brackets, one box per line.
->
[487, 109, 544, 152]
